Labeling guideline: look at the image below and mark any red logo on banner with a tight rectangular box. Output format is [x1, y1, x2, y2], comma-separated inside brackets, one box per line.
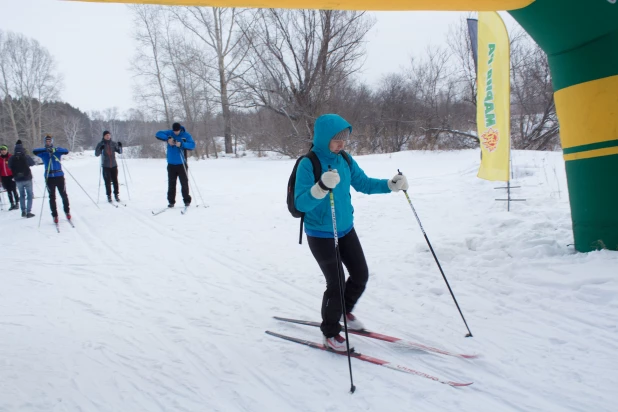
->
[481, 128, 500, 152]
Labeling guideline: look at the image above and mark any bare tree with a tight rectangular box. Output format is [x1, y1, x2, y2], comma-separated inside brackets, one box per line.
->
[510, 30, 559, 150]
[130, 5, 173, 124]
[171, 7, 251, 154]
[0, 30, 62, 147]
[0, 31, 19, 142]
[241, 9, 374, 155]
[62, 114, 83, 151]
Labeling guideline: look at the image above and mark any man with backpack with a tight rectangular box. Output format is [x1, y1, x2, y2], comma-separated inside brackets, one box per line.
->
[290, 114, 409, 352]
[95, 130, 123, 203]
[155, 122, 195, 208]
[33, 135, 71, 223]
[0, 144, 19, 210]
[8, 140, 36, 218]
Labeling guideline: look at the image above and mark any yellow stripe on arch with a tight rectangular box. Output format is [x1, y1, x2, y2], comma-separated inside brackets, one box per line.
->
[556, 75, 618, 150]
[564, 147, 618, 162]
[69, 0, 534, 12]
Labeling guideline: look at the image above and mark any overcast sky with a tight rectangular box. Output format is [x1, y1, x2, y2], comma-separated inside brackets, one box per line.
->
[0, 0, 520, 115]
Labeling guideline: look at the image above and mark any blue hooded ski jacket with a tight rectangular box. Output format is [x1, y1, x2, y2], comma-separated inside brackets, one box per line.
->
[155, 126, 196, 165]
[32, 146, 69, 178]
[294, 114, 391, 238]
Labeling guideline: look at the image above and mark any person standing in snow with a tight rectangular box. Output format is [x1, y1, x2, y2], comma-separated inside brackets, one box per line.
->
[95, 130, 123, 203]
[0, 144, 20, 210]
[294, 114, 409, 352]
[155, 122, 195, 208]
[7, 140, 36, 218]
[33, 135, 71, 223]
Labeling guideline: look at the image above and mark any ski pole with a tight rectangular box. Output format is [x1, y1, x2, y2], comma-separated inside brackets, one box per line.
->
[120, 153, 131, 200]
[327, 165, 356, 394]
[56, 156, 100, 209]
[97, 164, 102, 204]
[396, 169, 473, 338]
[121, 148, 133, 183]
[38, 157, 52, 228]
[179, 149, 206, 207]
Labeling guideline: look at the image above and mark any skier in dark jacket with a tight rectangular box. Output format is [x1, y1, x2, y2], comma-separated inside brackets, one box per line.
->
[0, 144, 19, 210]
[95, 130, 123, 202]
[294, 114, 409, 352]
[155, 122, 196, 207]
[33, 135, 71, 223]
[7, 140, 36, 218]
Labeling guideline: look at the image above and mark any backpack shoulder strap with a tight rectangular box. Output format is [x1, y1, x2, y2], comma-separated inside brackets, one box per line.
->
[340, 150, 352, 169]
[306, 150, 322, 182]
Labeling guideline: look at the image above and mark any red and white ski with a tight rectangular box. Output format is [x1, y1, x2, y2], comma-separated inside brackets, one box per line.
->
[274, 316, 478, 359]
[265, 331, 472, 387]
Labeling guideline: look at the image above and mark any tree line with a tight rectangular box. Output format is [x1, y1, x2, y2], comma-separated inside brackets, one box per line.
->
[0, 10, 559, 159]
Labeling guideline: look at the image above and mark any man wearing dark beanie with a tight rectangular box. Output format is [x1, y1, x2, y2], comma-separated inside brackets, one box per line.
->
[95, 130, 123, 203]
[155, 122, 196, 208]
[8, 139, 36, 217]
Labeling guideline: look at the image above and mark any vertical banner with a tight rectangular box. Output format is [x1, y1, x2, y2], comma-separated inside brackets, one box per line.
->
[467, 18, 479, 76]
[477, 11, 510, 182]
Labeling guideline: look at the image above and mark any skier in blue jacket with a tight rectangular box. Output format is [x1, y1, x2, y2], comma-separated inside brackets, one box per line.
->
[155, 122, 196, 207]
[33, 135, 71, 223]
[294, 114, 409, 352]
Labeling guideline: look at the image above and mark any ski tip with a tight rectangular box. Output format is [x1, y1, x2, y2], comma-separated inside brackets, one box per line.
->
[450, 381, 474, 387]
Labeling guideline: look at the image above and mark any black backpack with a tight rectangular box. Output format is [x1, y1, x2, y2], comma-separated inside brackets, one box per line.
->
[287, 149, 352, 244]
[9, 154, 32, 181]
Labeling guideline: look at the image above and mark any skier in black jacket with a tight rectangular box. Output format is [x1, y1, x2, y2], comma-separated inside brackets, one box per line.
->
[95, 130, 123, 203]
[7, 140, 35, 217]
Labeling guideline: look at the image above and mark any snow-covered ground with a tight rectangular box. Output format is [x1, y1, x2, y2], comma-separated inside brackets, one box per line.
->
[1, 149, 616, 412]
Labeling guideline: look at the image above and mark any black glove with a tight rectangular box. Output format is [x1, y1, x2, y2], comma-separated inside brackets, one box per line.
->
[117, 142, 122, 147]
[46, 147, 55, 153]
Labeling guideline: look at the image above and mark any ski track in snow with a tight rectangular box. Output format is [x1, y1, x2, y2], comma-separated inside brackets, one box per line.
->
[1, 150, 617, 412]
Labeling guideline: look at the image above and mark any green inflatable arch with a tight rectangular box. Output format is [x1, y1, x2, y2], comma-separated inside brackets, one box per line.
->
[78, 0, 618, 252]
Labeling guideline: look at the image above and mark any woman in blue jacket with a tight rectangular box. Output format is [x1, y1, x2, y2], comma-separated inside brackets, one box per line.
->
[155, 122, 196, 207]
[33, 135, 71, 223]
[294, 114, 409, 352]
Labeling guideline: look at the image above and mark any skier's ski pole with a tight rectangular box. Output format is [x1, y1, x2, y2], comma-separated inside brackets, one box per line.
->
[121, 147, 133, 183]
[56, 157, 100, 209]
[179, 149, 205, 207]
[120, 152, 131, 200]
[327, 166, 356, 394]
[38, 157, 52, 228]
[396, 169, 473, 337]
[97, 164, 102, 204]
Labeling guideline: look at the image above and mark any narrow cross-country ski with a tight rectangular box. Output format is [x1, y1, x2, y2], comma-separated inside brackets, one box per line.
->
[265, 331, 473, 387]
[66, 217, 75, 228]
[274, 316, 478, 359]
[54, 222, 60, 233]
[181, 205, 189, 215]
[108, 202, 119, 208]
[152, 207, 169, 216]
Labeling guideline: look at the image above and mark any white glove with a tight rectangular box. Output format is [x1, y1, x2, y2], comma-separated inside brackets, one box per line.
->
[388, 174, 409, 192]
[310, 170, 340, 199]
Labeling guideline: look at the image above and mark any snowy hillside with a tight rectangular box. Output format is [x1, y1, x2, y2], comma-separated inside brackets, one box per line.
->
[1, 149, 616, 412]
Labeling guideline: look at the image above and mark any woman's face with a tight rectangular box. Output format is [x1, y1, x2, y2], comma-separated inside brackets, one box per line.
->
[329, 139, 346, 154]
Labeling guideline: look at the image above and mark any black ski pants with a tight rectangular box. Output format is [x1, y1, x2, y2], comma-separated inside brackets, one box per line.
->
[102, 166, 119, 197]
[1, 176, 19, 205]
[167, 163, 191, 205]
[307, 228, 369, 338]
[46, 176, 70, 217]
